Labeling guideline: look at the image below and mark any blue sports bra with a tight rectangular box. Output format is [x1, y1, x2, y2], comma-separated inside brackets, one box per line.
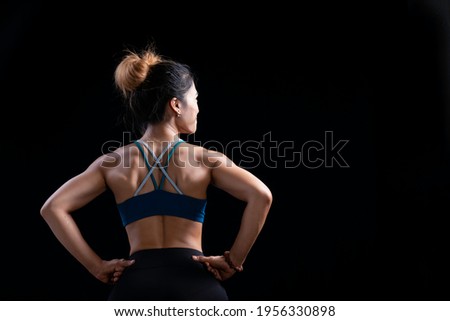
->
[117, 139, 207, 227]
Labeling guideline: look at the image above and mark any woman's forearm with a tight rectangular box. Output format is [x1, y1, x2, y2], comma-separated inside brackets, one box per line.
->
[229, 191, 272, 267]
[40, 208, 102, 276]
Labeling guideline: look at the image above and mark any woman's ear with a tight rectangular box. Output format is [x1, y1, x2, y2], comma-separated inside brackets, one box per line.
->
[169, 97, 181, 115]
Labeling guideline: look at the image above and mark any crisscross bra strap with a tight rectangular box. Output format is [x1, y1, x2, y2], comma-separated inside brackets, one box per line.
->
[133, 139, 184, 196]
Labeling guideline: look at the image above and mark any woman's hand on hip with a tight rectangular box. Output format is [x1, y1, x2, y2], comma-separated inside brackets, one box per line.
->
[192, 255, 236, 281]
[92, 259, 135, 284]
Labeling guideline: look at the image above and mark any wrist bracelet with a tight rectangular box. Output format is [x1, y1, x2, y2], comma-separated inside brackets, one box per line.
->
[223, 251, 243, 272]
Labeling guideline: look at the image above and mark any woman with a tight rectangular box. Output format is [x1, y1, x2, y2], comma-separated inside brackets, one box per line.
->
[40, 45, 272, 300]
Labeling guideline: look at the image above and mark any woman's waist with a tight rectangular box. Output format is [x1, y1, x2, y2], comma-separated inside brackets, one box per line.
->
[127, 247, 204, 268]
[130, 242, 202, 255]
[126, 220, 202, 254]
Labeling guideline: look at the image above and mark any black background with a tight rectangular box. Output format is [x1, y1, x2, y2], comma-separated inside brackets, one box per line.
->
[1, 0, 447, 301]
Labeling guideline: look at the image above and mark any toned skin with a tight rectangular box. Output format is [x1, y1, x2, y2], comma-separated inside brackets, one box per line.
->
[41, 83, 272, 284]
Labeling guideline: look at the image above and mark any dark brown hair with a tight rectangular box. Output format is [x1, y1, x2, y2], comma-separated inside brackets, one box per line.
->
[114, 45, 195, 135]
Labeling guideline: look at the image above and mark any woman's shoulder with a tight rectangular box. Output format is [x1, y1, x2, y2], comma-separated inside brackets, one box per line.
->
[94, 142, 140, 170]
[178, 141, 203, 153]
[178, 142, 228, 167]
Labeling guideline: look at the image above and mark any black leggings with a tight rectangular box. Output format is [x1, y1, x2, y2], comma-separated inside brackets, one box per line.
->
[108, 248, 228, 300]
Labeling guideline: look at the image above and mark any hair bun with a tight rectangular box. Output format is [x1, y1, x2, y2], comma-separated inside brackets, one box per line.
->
[114, 49, 162, 97]
[142, 51, 161, 67]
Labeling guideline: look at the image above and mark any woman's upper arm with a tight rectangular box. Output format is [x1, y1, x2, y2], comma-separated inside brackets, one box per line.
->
[41, 156, 108, 214]
[209, 151, 272, 203]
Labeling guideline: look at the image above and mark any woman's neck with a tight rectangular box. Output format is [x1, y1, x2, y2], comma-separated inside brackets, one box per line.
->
[140, 122, 180, 144]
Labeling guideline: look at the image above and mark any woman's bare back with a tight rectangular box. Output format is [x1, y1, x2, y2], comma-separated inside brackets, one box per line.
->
[101, 141, 213, 254]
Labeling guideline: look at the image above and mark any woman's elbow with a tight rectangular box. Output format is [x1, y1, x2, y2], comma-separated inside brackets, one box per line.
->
[257, 186, 273, 207]
[40, 199, 59, 220]
[40, 202, 52, 219]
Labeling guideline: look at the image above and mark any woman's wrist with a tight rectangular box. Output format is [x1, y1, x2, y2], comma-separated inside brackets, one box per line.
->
[223, 251, 243, 272]
[87, 257, 105, 278]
